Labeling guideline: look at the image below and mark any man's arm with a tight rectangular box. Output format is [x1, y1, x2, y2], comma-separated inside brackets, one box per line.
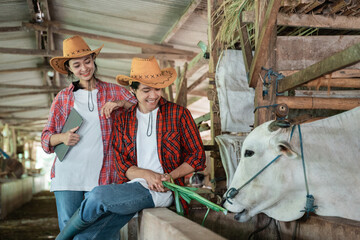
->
[126, 163, 196, 192]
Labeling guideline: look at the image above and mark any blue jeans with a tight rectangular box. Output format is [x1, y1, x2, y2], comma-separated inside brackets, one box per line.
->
[74, 182, 155, 239]
[54, 191, 86, 231]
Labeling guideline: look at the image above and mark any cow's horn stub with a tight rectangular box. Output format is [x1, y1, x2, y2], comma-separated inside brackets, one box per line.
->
[268, 120, 291, 132]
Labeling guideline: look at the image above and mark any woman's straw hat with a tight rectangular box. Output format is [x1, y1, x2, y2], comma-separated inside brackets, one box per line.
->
[116, 57, 177, 88]
[50, 35, 103, 74]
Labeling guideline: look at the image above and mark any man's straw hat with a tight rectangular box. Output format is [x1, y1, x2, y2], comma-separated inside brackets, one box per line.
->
[116, 57, 177, 89]
[50, 35, 103, 74]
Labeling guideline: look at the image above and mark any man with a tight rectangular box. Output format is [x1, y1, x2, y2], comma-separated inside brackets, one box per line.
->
[56, 57, 206, 240]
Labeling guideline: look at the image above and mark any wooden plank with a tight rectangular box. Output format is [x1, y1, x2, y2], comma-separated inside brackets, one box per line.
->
[161, 0, 202, 43]
[0, 105, 48, 110]
[0, 91, 59, 99]
[0, 26, 23, 32]
[0, 47, 191, 60]
[0, 83, 61, 90]
[174, 63, 188, 107]
[248, 0, 282, 88]
[295, 90, 360, 98]
[185, 52, 208, 78]
[276, 36, 360, 71]
[278, 41, 360, 92]
[0, 67, 48, 73]
[276, 96, 360, 110]
[187, 72, 207, 92]
[280, 69, 360, 79]
[238, 12, 253, 73]
[0, 117, 48, 121]
[303, 78, 360, 89]
[22, 22, 195, 56]
[282, 0, 313, 7]
[243, 11, 360, 30]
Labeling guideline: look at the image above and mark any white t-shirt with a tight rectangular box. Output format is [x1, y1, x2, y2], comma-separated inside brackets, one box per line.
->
[51, 89, 104, 192]
[128, 107, 173, 207]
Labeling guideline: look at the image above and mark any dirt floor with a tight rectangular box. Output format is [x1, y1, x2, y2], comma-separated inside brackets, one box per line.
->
[0, 191, 59, 240]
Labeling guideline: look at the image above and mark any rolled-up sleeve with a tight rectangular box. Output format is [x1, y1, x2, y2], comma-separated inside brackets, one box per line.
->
[41, 95, 64, 153]
[112, 113, 135, 183]
[180, 108, 206, 171]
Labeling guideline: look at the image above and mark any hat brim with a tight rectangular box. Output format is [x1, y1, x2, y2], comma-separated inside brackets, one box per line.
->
[50, 45, 103, 74]
[116, 67, 177, 89]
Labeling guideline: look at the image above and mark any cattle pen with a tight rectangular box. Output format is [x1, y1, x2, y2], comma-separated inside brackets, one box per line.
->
[1, 0, 360, 240]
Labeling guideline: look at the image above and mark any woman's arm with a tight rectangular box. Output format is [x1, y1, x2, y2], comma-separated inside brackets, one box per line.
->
[101, 100, 134, 119]
[49, 126, 80, 147]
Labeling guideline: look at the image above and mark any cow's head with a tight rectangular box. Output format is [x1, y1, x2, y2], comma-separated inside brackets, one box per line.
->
[223, 120, 306, 222]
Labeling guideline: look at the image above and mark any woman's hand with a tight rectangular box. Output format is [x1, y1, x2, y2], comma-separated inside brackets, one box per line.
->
[62, 127, 80, 146]
[101, 101, 120, 119]
[101, 100, 134, 119]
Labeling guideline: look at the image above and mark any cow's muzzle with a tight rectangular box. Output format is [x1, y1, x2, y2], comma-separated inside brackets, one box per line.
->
[234, 209, 247, 221]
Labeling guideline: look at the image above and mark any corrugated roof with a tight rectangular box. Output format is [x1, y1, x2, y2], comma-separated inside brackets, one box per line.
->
[0, 0, 209, 135]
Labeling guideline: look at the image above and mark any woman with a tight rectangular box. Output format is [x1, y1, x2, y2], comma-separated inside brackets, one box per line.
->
[41, 35, 136, 231]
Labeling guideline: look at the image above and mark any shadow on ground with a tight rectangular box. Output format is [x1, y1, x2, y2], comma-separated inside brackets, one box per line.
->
[0, 191, 59, 240]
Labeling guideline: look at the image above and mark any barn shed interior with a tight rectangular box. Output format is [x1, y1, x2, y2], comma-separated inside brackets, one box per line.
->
[0, 0, 360, 239]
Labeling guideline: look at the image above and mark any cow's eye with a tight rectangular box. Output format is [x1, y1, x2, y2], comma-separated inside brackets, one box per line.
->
[244, 150, 254, 157]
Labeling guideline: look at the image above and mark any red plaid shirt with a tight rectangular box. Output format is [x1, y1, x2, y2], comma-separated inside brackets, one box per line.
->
[41, 79, 136, 185]
[112, 97, 206, 212]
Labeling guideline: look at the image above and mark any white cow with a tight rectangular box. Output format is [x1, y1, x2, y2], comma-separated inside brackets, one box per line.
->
[223, 107, 360, 222]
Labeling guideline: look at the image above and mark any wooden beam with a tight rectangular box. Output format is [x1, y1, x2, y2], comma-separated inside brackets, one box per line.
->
[161, 0, 202, 43]
[0, 26, 23, 32]
[248, 0, 282, 88]
[22, 22, 195, 56]
[295, 90, 360, 98]
[303, 78, 360, 89]
[0, 67, 49, 74]
[276, 96, 360, 110]
[0, 48, 60, 56]
[277, 13, 360, 30]
[187, 72, 207, 92]
[238, 12, 253, 73]
[278, 41, 360, 92]
[280, 69, 360, 79]
[0, 91, 58, 99]
[185, 52, 208, 78]
[0, 83, 61, 90]
[188, 89, 207, 97]
[175, 62, 188, 107]
[243, 11, 360, 30]
[0, 47, 191, 60]
[0, 105, 48, 110]
[0, 117, 48, 121]
[281, 0, 313, 7]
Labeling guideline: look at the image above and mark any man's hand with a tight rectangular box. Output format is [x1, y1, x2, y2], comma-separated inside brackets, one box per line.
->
[143, 170, 168, 192]
[62, 127, 80, 146]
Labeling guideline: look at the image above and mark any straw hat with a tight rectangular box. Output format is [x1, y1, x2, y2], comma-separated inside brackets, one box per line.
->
[116, 57, 177, 88]
[50, 36, 103, 74]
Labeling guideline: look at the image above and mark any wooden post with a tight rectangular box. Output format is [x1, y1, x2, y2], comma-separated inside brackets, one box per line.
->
[208, 0, 225, 192]
[174, 63, 188, 107]
[253, 0, 280, 126]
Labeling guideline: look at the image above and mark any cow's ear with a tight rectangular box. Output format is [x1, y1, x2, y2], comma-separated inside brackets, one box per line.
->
[278, 141, 298, 159]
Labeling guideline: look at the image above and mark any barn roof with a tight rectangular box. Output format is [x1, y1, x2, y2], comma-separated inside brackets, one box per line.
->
[1, 0, 360, 136]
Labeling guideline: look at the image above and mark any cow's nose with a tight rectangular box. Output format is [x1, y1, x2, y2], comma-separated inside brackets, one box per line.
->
[220, 197, 226, 207]
[234, 209, 246, 221]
